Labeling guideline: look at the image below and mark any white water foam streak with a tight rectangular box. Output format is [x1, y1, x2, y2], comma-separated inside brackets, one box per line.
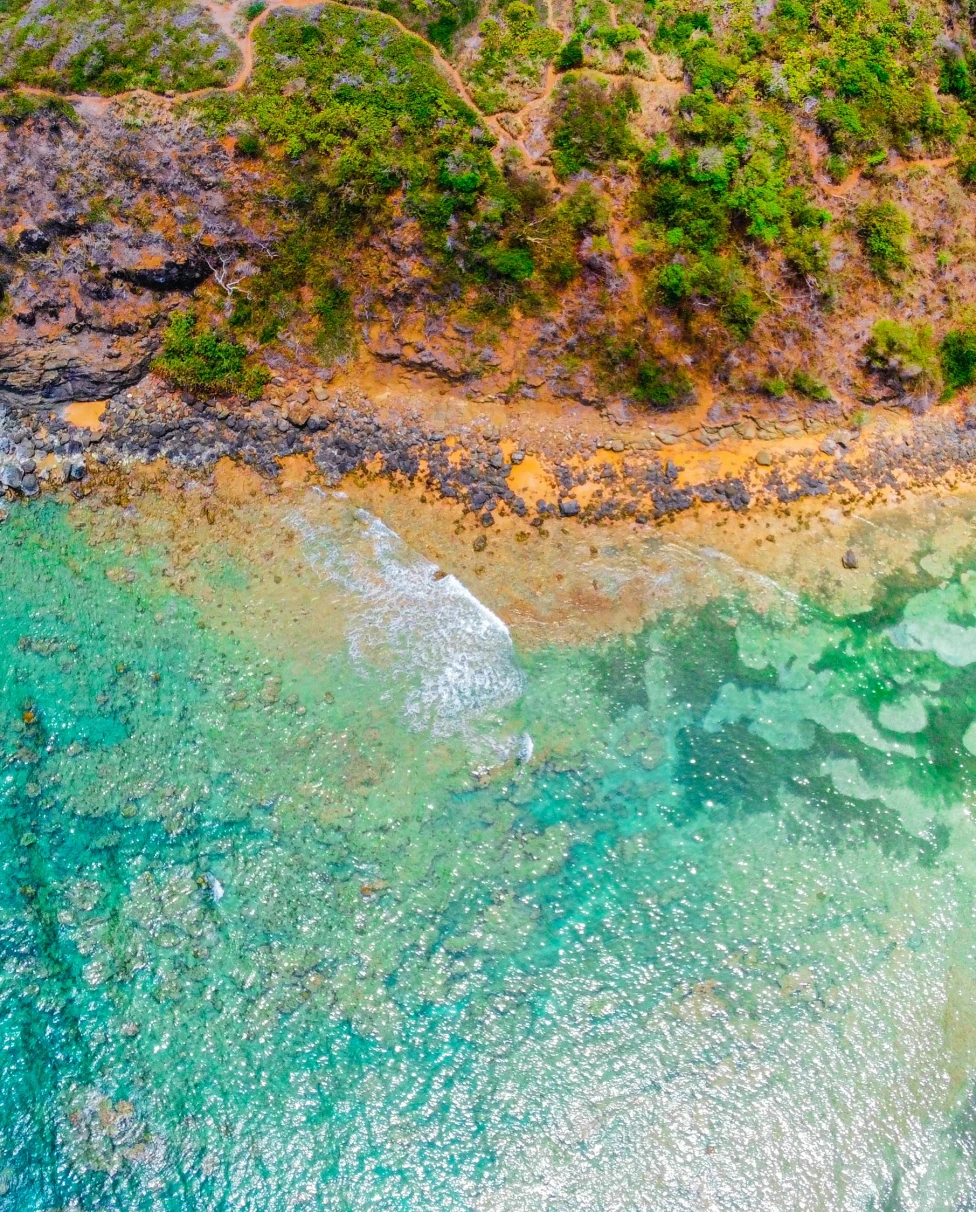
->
[287, 502, 527, 754]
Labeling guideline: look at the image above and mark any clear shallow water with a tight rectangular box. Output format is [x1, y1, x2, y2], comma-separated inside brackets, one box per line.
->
[5, 500, 976, 1210]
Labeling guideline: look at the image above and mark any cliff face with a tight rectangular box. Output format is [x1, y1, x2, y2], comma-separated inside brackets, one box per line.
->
[0, 99, 268, 410]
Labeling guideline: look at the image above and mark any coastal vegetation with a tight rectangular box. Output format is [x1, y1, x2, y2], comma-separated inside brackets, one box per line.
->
[195, 9, 641, 354]
[866, 319, 941, 394]
[856, 201, 911, 280]
[940, 324, 976, 394]
[462, 0, 560, 112]
[152, 309, 269, 397]
[0, 0, 238, 93]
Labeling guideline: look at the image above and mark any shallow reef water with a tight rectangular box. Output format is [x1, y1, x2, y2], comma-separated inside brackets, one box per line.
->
[6, 496, 976, 1209]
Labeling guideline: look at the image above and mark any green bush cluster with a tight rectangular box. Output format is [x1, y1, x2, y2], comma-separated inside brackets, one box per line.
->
[940, 327, 976, 394]
[152, 310, 269, 398]
[653, 253, 760, 338]
[562, 0, 646, 70]
[866, 318, 976, 397]
[234, 131, 262, 158]
[634, 71, 827, 336]
[791, 368, 831, 400]
[313, 280, 355, 357]
[866, 318, 940, 391]
[529, 180, 610, 284]
[632, 0, 969, 299]
[556, 35, 585, 70]
[856, 201, 910, 279]
[0, 90, 75, 125]
[957, 140, 976, 188]
[751, 0, 958, 165]
[0, 0, 238, 94]
[549, 74, 640, 178]
[464, 0, 560, 112]
[600, 334, 695, 407]
[645, 0, 967, 192]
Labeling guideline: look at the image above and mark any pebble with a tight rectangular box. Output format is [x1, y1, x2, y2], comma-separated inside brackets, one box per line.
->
[842, 549, 859, 569]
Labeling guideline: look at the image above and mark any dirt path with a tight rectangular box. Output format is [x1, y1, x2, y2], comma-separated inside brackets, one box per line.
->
[798, 127, 956, 198]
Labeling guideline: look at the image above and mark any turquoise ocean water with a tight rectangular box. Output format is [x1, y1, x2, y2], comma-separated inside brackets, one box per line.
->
[5, 496, 976, 1209]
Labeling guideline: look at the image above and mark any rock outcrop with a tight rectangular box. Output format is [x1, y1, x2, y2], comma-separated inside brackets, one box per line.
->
[0, 102, 266, 411]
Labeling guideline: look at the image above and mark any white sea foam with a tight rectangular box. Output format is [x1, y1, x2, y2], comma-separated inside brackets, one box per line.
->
[287, 501, 526, 751]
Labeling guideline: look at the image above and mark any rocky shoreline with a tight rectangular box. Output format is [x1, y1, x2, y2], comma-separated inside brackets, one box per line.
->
[4, 367, 976, 530]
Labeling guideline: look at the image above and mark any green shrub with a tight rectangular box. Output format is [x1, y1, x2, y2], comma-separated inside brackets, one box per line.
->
[688, 254, 760, 339]
[940, 52, 973, 104]
[650, 252, 760, 339]
[866, 319, 940, 391]
[856, 201, 910, 279]
[763, 376, 788, 397]
[598, 333, 694, 408]
[958, 143, 976, 188]
[654, 262, 690, 306]
[632, 358, 693, 408]
[482, 245, 535, 280]
[313, 281, 354, 357]
[684, 39, 741, 96]
[555, 35, 584, 70]
[653, 11, 712, 51]
[791, 369, 831, 400]
[0, 90, 76, 125]
[549, 76, 639, 179]
[152, 310, 269, 398]
[940, 328, 976, 394]
[235, 132, 262, 157]
[526, 184, 607, 286]
[244, 0, 266, 19]
[784, 228, 829, 281]
[556, 181, 609, 232]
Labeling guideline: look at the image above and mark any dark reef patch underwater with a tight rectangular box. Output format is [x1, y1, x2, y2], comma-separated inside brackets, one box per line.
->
[7, 497, 976, 1209]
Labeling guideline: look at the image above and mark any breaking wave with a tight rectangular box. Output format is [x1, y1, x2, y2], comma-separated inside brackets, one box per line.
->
[287, 500, 527, 753]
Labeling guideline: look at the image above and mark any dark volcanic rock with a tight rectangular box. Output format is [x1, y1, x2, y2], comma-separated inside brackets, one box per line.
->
[16, 229, 50, 254]
[113, 259, 211, 292]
